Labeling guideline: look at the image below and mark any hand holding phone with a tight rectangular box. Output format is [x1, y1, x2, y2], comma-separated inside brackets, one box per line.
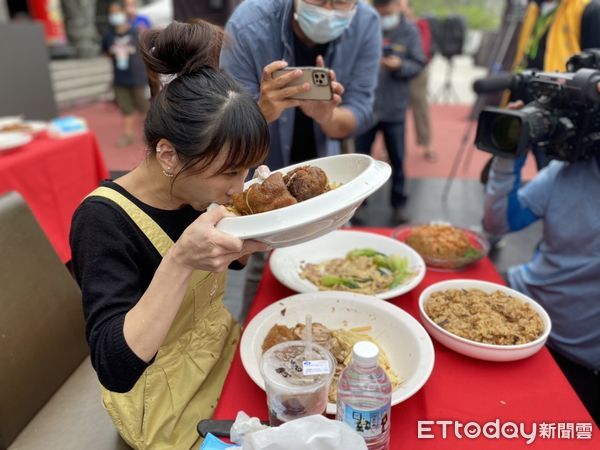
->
[272, 67, 333, 101]
[257, 59, 340, 124]
[383, 43, 394, 57]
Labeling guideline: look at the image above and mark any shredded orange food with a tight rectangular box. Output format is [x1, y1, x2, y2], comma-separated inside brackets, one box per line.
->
[406, 224, 471, 260]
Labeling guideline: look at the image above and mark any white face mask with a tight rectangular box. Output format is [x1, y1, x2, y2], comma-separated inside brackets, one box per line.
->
[294, 0, 357, 44]
[380, 14, 400, 31]
[109, 12, 127, 27]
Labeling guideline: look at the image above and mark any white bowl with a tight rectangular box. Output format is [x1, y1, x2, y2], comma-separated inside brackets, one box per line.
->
[270, 229, 426, 300]
[240, 291, 435, 415]
[0, 115, 23, 129]
[216, 154, 391, 247]
[418, 280, 552, 362]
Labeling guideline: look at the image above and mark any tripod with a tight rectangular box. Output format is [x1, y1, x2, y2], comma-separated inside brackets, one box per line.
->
[433, 56, 461, 104]
[441, 0, 527, 201]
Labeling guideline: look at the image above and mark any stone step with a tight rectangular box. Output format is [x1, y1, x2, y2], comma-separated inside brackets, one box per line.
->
[50, 57, 113, 108]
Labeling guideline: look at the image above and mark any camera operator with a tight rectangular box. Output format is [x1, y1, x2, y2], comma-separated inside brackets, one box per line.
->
[508, 0, 600, 169]
[483, 95, 600, 425]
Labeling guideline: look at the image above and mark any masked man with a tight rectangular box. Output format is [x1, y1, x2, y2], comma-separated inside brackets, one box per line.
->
[221, 0, 381, 170]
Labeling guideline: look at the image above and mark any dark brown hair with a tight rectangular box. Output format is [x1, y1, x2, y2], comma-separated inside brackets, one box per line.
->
[139, 20, 269, 178]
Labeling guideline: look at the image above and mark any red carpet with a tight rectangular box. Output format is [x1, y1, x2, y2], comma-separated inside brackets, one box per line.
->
[62, 102, 538, 180]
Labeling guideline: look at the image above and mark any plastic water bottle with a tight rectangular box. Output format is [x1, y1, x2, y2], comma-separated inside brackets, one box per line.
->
[336, 341, 392, 450]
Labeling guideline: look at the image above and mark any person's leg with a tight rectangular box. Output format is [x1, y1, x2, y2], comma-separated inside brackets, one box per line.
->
[130, 86, 150, 145]
[114, 85, 135, 147]
[381, 121, 407, 223]
[122, 116, 135, 144]
[240, 251, 268, 323]
[132, 86, 149, 115]
[354, 124, 379, 156]
[548, 347, 599, 426]
[409, 66, 436, 160]
[353, 124, 380, 215]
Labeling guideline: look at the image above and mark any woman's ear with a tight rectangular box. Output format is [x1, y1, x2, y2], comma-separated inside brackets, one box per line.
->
[155, 139, 180, 176]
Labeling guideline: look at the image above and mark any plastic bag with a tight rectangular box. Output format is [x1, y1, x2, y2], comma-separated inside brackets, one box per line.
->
[230, 412, 269, 443]
[230, 412, 367, 450]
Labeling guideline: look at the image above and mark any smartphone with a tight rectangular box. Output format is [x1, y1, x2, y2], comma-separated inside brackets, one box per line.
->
[383, 44, 394, 57]
[272, 66, 333, 101]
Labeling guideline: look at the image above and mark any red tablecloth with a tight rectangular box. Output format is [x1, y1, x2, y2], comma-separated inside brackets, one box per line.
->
[0, 131, 108, 263]
[214, 228, 598, 449]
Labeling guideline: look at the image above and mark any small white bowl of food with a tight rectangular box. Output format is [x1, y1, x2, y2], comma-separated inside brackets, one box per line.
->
[418, 279, 551, 362]
[215, 154, 391, 248]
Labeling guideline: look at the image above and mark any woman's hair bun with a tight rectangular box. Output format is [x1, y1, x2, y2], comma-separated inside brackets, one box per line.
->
[139, 20, 224, 77]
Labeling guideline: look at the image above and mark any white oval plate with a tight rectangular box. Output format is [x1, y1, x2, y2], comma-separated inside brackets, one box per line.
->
[214, 154, 391, 248]
[270, 229, 426, 300]
[240, 291, 435, 415]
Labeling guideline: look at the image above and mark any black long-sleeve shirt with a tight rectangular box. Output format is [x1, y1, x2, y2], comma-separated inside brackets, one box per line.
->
[70, 181, 201, 392]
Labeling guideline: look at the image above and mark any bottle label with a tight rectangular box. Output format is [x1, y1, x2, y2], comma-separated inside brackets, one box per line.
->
[340, 401, 391, 438]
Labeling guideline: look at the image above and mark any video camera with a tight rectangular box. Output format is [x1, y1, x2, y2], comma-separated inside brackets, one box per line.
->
[473, 50, 600, 162]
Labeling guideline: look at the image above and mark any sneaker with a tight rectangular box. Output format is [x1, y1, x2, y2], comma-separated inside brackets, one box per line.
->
[116, 134, 134, 147]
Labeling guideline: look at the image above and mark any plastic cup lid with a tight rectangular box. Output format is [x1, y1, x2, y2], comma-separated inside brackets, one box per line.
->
[260, 340, 335, 392]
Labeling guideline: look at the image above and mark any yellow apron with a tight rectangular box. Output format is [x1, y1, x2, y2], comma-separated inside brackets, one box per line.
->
[87, 187, 240, 450]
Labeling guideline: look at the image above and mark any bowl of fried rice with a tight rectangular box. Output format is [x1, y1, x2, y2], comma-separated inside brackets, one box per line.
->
[418, 279, 551, 361]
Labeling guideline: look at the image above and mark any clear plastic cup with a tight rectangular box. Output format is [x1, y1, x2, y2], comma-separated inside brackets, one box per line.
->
[260, 340, 336, 426]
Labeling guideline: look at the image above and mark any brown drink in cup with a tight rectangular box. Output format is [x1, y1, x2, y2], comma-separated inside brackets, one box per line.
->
[260, 340, 335, 426]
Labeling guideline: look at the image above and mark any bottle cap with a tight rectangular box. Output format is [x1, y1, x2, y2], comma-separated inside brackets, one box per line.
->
[352, 341, 379, 367]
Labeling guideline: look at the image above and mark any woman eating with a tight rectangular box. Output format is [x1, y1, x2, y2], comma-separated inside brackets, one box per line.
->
[70, 20, 269, 449]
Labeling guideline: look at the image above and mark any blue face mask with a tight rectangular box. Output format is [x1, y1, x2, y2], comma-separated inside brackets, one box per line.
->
[380, 14, 400, 31]
[294, 0, 357, 44]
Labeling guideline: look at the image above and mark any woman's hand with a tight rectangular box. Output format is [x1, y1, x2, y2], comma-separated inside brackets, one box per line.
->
[170, 206, 268, 273]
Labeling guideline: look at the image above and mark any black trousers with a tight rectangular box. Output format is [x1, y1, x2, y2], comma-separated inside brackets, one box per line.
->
[549, 347, 599, 426]
[355, 121, 407, 208]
